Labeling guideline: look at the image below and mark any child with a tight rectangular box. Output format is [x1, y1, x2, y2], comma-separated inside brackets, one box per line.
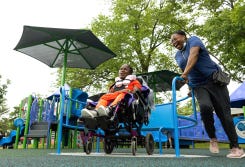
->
[81, 64, 142, 118]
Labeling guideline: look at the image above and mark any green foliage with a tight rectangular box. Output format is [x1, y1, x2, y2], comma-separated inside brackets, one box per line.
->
[56, 0, 244, 96]
[177, 98, 200, 116]
[57, 0, 191, 92]
[56, 61, 117, 93]
[0, 75, 10, 117]
[196, 1, 245, 82]
[92, 0, 189, 72]
[0, 74, 13, 133]
[0, 117, 15, 133]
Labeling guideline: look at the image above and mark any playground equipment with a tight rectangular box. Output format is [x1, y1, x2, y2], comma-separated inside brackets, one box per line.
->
[0, 118, 25, 148]
[10, 85, 89, 150]
[56, 87, 88, 154]
[35, 86, 88, 149]
[14, 94, 57, 149]
[19, 95, 49, 149]
[229, 81, 245, 143]
[141, 76, 198, 157]
[55, 75, 198, 157]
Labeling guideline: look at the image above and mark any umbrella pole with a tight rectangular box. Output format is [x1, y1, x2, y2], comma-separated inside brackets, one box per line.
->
[61, 43, 68, 86]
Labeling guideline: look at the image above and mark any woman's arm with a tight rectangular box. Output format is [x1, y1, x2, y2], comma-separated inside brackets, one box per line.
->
[181, 46, 200, 82]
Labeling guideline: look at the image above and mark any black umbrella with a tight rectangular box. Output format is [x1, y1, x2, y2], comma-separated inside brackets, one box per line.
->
[137, 70, 184, 92]
[14, 25, 116, 85]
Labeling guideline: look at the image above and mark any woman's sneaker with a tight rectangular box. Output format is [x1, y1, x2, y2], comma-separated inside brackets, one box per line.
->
[209, 139, 219, 153]
[226, 148, 245, 158]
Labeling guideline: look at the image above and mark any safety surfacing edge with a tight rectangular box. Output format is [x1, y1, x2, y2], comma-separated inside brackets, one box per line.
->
[49, 152, 210, 158]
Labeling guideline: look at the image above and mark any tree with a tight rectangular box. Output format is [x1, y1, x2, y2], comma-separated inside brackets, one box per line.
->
[57, 0, 192, 92]
[0, 75, 10, 118]
[91, 0, 191, 72]
[0, 74, 12, 133]
[196, 1, 245, 82]
[56, 0, 244, 93]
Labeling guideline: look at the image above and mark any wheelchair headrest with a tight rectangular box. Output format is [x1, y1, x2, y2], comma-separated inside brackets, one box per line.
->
[136, 77, 143, 84]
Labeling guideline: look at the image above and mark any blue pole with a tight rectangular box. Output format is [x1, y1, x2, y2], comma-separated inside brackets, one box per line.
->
[172, 76, 184, 157]
[159, 127, 163, 154]
[57, 86, 65, 154]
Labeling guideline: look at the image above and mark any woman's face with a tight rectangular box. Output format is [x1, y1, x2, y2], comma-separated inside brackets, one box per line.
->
[170, 34, 186, 50]
[118, 64, 131, 79]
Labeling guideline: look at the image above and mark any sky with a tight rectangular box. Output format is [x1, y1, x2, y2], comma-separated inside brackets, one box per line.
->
[0, 0, 111, 111]
[0, 0, 241, 112]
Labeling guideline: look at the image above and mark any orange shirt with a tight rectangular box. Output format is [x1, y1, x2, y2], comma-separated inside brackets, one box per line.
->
[126, 79, 142, 92]
[110, 79, 142, 93]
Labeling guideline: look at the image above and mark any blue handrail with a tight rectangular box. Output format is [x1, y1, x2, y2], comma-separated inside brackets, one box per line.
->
[56, 86, 89, 154]
[172, 76, 198, 157]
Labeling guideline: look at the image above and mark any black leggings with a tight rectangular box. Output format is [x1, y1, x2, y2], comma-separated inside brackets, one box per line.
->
[194, 81, 239, 148]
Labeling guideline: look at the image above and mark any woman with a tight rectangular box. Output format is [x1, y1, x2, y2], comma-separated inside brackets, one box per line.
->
[170, 30, 244, 158]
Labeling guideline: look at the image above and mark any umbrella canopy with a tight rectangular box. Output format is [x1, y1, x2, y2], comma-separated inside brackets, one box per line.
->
[14, 25, 116, 85]
[137, 70, 184, 92]
[230, 81, 245, 108]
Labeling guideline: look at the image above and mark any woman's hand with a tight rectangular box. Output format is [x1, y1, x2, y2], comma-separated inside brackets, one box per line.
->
[181, 73, 189, 83]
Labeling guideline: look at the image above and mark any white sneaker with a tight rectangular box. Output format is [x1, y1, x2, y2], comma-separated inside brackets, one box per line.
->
[81, 108, 98, 118]
[97, 106, 109, 117]
[209, 139, 219, 154]
[226, 148, 245, 158]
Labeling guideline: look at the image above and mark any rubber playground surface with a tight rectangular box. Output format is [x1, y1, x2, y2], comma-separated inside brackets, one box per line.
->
[0, 147, 244, 167]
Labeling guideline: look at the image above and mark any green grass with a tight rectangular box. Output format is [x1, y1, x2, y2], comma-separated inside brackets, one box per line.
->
[194, 142, 228, 149]
[194, 142, 245, 149]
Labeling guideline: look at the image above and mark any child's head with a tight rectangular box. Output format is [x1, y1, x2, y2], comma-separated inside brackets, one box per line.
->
[118, 64, 133, 79]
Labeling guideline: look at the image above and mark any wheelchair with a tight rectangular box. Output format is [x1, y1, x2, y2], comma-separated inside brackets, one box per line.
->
[80, 78, 155, 155]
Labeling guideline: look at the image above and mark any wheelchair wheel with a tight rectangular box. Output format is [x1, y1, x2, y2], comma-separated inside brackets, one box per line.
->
[103, 138, 114, 154]
[85, 138, 93, 154]
[145, 133, 154, 155]
[131, 140, 137, 156]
